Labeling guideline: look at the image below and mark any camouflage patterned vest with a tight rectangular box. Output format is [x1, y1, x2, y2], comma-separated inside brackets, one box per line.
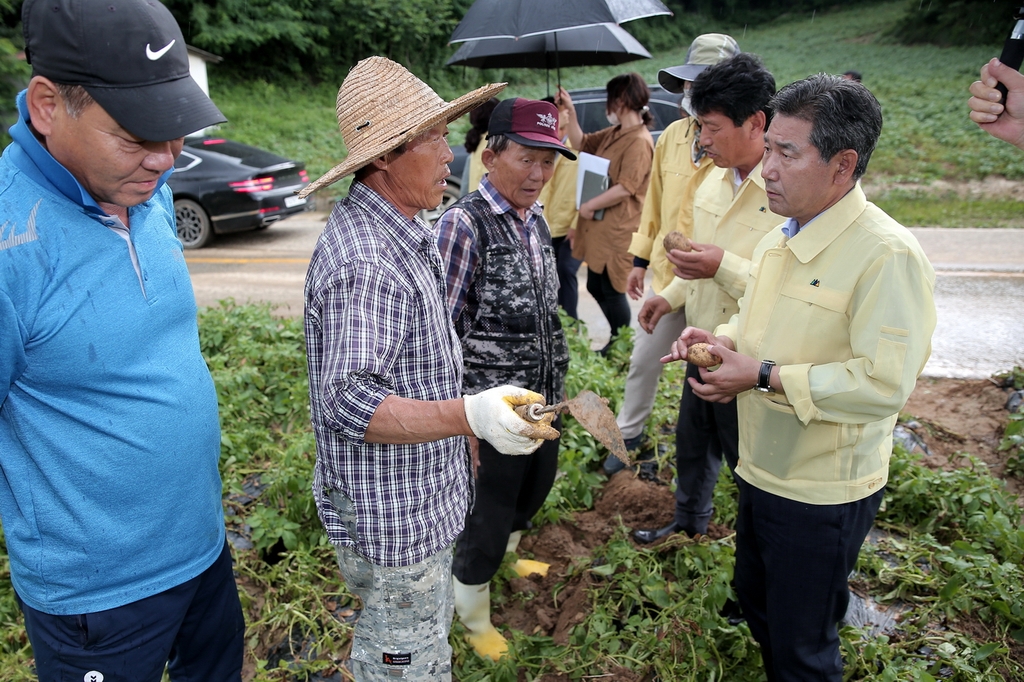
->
[453, 192, 569, 404]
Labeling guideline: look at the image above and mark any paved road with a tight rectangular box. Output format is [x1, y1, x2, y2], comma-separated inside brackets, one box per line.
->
[184, 213, 1024, 379]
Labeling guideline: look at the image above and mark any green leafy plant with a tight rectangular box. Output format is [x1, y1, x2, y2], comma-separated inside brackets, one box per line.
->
[1000, 411, 1024, 478]
[3, 302, 1020, 678]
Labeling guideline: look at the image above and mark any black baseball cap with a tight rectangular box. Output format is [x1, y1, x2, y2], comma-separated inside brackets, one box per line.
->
[22, 0, 226, 141]
[488, 98, 576, 160]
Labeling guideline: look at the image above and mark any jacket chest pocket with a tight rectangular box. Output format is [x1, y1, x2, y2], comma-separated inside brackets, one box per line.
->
[477, 244, 537, 330]
[733, 214, 778, 244]
[660, 159, 688, 180]
[775, 280, 854, 364]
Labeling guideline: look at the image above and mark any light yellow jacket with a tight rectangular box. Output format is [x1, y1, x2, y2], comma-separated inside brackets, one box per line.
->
[465, 145, 486, 195]
[660, 162, 783, 331]
[538, 148, 579, 239]
[628, 118, 714, 295]
[716, 185, 936, 505]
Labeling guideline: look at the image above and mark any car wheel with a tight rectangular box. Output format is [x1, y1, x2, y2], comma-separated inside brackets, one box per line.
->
[175, 198, 213, 249]
[417, 183, 461, 224]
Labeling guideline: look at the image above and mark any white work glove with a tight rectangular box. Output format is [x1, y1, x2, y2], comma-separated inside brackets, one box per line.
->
[463, 385, 560, 456]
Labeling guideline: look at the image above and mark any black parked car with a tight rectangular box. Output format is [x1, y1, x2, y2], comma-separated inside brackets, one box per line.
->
[169, 137, 312, 249]
[422, 84, 683, 222]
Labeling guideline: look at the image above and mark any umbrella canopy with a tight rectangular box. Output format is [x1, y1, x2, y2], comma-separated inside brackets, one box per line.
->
[446, 23, 651, 70]
[450, 0, 672, 43]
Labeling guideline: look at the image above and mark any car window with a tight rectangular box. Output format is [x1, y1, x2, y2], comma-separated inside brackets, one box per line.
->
[575, 100, 609, 135]
[649, 100, 682, 131]
[572, 90, 681, 136]
[184, 138, 285, 168]
[173, 150, 202, 172]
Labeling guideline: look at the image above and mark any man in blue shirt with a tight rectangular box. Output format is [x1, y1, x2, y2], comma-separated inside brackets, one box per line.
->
[0, 0, 242, 679]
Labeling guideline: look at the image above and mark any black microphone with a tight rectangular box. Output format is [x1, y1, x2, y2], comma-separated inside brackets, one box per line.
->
[997, 6, 1024, 103]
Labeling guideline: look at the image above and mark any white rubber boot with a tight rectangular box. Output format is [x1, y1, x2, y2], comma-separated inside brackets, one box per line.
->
[506, 530, 523, 554]
[452, 577, 508, 660]
[506, 530, 550, 577]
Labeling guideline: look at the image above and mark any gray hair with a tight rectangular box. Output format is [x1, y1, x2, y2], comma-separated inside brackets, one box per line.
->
[485, 133, 512, 155]
[54, 83, 95, 119]
[768, 74, 882, 180]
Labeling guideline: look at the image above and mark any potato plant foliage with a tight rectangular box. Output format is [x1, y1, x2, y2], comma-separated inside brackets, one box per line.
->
[2, 303, 1020, 679]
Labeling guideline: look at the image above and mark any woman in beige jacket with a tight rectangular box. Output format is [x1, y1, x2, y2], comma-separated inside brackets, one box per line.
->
[557, 74, 654, 352]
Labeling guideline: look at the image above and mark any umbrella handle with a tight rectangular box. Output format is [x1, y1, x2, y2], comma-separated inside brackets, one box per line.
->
[555, 31, 561, 91]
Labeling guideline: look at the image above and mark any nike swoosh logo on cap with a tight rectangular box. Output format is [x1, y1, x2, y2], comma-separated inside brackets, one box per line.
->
[146, 40, 175, 61]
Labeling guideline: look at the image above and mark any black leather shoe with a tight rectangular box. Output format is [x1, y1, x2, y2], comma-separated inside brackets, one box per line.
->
[633, 522, 684, 544]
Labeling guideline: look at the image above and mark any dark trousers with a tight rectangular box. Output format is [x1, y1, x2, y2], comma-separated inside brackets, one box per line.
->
[19, 541, 244, 682]
[674, 362, 739, 535]
[734, 478, 884, 681]
[453, 417, 561, 585]
[586, 267, 631, 338]
[552, 236, 582, 319]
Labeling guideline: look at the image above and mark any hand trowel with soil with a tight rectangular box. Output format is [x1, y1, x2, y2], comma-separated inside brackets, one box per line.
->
[515, 390, 631, 467]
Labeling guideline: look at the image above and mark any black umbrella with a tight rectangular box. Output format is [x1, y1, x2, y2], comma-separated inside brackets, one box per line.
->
[449, 0, 672, 43]
[447, 23, 651, 70]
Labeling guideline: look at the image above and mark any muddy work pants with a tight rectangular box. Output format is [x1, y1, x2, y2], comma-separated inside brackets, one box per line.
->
[329, 491, 455, 681]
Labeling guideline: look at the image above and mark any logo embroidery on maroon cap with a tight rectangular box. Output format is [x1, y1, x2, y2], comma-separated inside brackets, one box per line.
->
[536, 112, 557, 132]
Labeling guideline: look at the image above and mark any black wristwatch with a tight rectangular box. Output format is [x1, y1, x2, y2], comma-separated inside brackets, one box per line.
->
[755, 360, 776, 393]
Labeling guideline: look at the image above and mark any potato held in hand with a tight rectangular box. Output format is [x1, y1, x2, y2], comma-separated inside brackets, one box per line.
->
[663, 230, 691, 253]
[687, 342, 718, 368]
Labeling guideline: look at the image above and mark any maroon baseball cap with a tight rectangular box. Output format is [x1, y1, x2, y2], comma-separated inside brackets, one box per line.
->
[488, 98, 576, 160]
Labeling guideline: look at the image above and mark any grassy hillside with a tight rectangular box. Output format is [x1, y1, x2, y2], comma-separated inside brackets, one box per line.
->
[210, 1, 1019, 228]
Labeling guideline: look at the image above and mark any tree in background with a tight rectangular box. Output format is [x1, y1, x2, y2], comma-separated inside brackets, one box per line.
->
[891, 0, 1018, 47]
[0, 0, 1007, 129]
[163, 0, 471, 82]
[0, 0, 28, 144]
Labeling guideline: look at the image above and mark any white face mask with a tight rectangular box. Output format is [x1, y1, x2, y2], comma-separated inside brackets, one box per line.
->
[606, 111, 620, 126]
[680, 93, 694, 117]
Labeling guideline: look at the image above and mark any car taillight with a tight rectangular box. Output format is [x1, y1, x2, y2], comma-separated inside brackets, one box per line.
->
[259, 207, 281, 214]
[299, 170, 309, 182]
[202, 138, 227, 145]
[229, 176, 275, 193]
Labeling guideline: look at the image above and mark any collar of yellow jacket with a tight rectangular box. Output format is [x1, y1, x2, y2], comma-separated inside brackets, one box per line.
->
[743, 161, 767, 191]
[784, 183, 867, 265]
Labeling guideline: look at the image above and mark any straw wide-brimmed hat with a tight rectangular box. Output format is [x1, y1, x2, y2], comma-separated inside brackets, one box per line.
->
[299, 56, 506, 197]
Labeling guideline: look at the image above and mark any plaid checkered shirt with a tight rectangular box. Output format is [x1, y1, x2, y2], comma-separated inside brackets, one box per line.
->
[305, 181, 470, 567]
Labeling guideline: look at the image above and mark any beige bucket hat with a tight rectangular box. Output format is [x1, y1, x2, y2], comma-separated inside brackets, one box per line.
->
[299, 56, 506, 197]
[658, 33, 740, 93]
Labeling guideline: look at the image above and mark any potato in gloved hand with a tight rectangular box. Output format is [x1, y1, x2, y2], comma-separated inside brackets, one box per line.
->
[463, 386, 560, 455]
[513, 405, 560, 441]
